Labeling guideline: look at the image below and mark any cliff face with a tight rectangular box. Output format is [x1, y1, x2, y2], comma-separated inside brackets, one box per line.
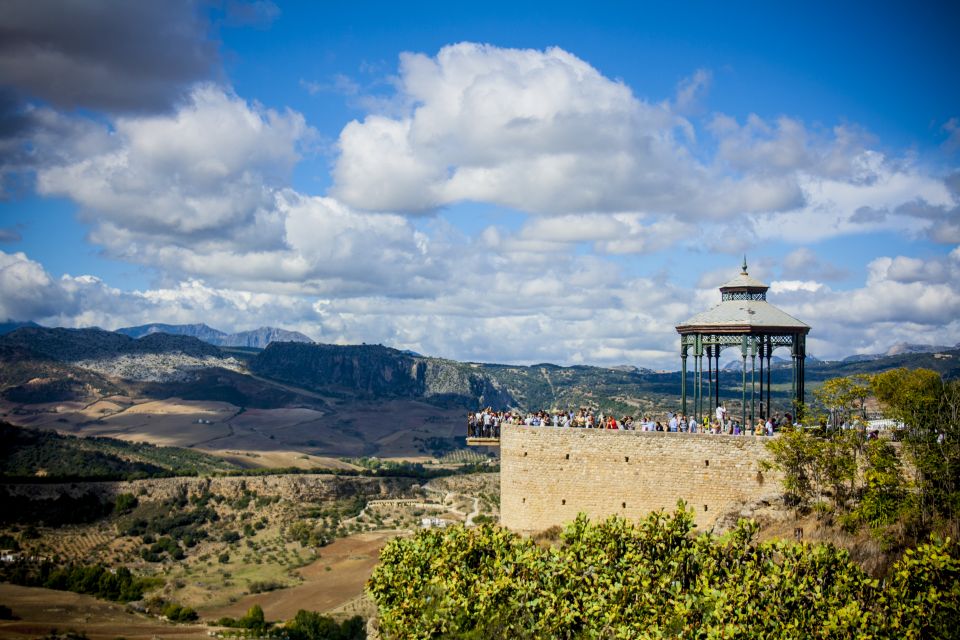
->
[250, 342, 514, 409]
[419, 359, 513, 408]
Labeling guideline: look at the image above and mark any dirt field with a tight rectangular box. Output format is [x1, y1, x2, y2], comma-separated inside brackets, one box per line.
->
[0, 583, 209, 640]
[2, 393, 469, 464]
[199, 530, 401, 622]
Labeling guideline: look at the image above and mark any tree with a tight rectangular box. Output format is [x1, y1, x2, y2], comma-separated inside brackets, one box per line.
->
[814, 374, 872, 430]
[285, 610, 365, 640]
[239, 604, 265, 631]
[872, 369, 958, 532]
[872, 368, 943, 429]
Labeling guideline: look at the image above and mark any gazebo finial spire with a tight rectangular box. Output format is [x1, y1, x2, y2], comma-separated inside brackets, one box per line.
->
[741, 255, 748, 274]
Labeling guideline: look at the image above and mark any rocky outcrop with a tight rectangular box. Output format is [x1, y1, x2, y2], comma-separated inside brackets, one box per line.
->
[0, 327, 241, 383]
[252, 343, 423, 397]
[74, 353, 244, 382]
[251, 342, 515, 409]
[0, 474, 415, 504]
[420, 358, 513, 408]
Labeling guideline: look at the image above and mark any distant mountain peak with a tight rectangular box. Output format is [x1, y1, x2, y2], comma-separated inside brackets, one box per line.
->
[117, 323, 227, 341]
[218, 327, 314, 349]
[116, 322, 313, 349]
[885, 342, 954, 356]
[0, 320, 41, 336]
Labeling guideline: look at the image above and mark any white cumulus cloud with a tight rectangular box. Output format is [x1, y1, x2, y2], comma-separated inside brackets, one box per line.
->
[332, 43, 803, 219]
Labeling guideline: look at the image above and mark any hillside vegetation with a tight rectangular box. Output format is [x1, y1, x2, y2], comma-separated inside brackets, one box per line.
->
[0, 422, 241, 481]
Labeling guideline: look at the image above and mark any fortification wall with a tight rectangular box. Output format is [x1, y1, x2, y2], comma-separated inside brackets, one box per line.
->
[500, 426, 782, 533]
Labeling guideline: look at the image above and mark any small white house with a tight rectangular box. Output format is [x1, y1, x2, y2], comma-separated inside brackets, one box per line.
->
[421, 517, 449, 529]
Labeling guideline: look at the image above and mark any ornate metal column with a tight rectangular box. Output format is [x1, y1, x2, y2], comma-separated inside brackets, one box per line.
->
[758, 338, 764, 418]
[765, 336, 772, 419]
[696, 336, 703, 423]
[714, 343, 721, 411]
[704, 346, 713, 418]
[681, 343, 688, 415]
[740, 336, 748, 428]
[791, 336, 798, 412]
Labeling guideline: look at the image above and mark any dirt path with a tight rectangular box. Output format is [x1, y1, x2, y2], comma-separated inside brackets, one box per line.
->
[465, 496, 480, 526]
[422, 485, 480, 525]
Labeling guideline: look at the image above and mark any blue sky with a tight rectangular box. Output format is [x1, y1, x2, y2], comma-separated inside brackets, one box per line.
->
[1, 1, 959, 367]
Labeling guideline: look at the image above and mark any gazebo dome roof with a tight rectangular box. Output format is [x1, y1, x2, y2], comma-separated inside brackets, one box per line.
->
[719, 271, 769, 292]
[676, 299, 809, 334]
[676, 258, 809, 335]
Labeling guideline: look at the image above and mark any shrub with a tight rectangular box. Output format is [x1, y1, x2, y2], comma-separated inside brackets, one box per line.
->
[248, 580, 283, 594]
[114, 493, 138, 514]
[369, 504, 960, 639]
[162, 602, 198, 622]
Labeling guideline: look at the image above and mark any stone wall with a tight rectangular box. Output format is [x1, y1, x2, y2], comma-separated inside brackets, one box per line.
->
[500, 426, 782, 533]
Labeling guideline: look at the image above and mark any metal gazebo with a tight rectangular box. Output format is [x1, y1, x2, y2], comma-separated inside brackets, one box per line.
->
[675, 259, 810, 427]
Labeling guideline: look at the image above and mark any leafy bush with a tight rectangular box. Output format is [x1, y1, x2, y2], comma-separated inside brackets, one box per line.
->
[248, 579, 283, 594]
[369, 505, 960, 639]
[162, 602, 198, 622]
[114, 493, 138, 513]
[285, 610, 365, 640]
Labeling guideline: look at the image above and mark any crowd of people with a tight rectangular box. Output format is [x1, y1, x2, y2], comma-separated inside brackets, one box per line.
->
[467, 405, 796, 438]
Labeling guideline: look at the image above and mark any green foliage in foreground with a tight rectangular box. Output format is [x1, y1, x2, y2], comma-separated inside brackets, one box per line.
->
[368, 505, 960, 639]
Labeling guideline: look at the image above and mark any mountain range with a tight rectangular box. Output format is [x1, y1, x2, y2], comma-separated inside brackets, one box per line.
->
[115, 323, 313, 349]
[1, 323, 959, 414]
[841, 342, 960, 363]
